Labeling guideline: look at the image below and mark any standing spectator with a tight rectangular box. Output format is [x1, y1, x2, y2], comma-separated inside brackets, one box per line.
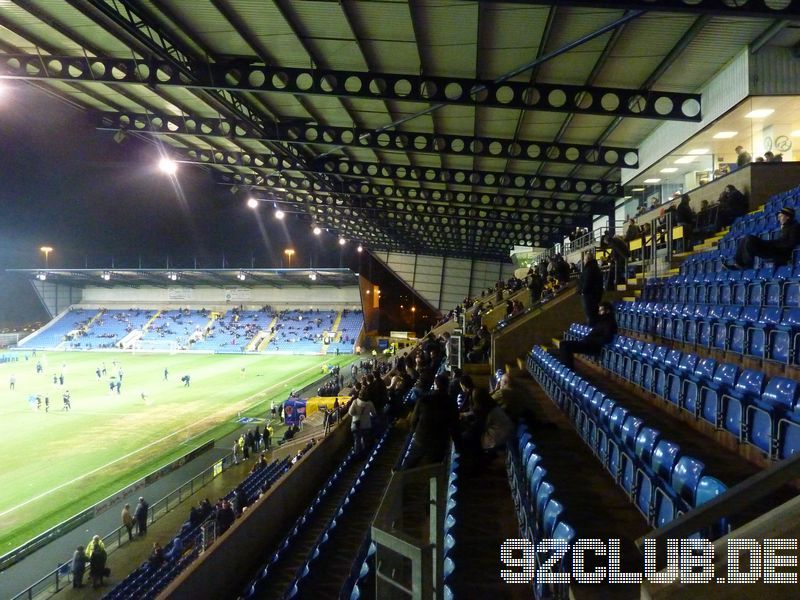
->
[736, 145, 752, 167]
[672, 193, 696, 248]
[134, 497, 149, 537]
[85, 535, 107, 588]
[71, 545, 86, 588]
[349, 388, 377, 454]
[405, 374, 460, 468]
[527, 270, 544, 304]
[601, 230, 630, 289]
[559, 302, 618, 369]
[577, 250, 604, 326]
[216, 499, 236, 534]
[725, 206, 800, 270]
[121, 503, 134, 542]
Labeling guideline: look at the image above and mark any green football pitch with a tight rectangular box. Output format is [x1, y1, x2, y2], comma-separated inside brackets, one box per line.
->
[0, 350, 355, 554]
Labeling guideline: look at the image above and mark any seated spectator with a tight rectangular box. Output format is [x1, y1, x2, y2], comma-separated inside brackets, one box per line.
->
[559, 302, 618, 370]
[466, 326, 490, 363]
[491, 371, 533, 422]
[164, 536, 183, 562]
[717, 184, 748, 228]
[148, 542, 165, 570]
[725, 206, 800, 270]
[623, 217, 640, 242]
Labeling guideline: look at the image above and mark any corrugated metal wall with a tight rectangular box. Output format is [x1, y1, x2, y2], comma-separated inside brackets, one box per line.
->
[372, 251, 515, 311]
[621, 48, 750, 184]
[750, 47, 800, 95]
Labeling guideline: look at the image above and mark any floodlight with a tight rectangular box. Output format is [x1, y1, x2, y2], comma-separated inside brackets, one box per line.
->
[159, 157, 178, 175]
[247, 198, 259, 209]
[313, 226, 322, 235]
[37, 272, 47, 281]
[275, 209, 285, 219]
[309, 272, 317, 281]
[357, 245, 363, 253]
[339, 238, 346, 246]
[237, 271, 246, 281]
[102, 271, 111, 281]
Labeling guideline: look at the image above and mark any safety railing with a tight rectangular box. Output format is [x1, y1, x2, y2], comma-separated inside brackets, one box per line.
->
[9, 450, 235, 600]
[370, 446, 454, 599]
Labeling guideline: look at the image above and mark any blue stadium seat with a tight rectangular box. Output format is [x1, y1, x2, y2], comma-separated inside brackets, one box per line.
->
[671, 456, 705, 509]
[700, 363, 740, 427]
[678, 358, 711, 417]
[634, 427, 660, 520]
[764, 265, 793, 306]
[746, 377, 799, 457]
[767, 307, 800, 364]
[728, 305, 759, 355]
[694, 476, 729, 538]
[721, 369, 766, 439]
[619, 416, 644, 498]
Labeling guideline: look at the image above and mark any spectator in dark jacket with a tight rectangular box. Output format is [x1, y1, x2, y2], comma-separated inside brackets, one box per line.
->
[216, 499, 236, 534]
[726, 207, 800, 269]
[71, 545, 86, 588]
[717, 184, 748, 228]
[404, 374, 460, 468]
[559, 302, 618, 369]
[527, 271, 544, 304]
[623, 218, 641, 242]
[601, 231, 630, 289]
[577, 251, 604, 326]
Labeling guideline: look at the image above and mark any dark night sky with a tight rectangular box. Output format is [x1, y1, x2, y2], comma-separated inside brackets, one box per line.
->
[0, 81, 394, 328]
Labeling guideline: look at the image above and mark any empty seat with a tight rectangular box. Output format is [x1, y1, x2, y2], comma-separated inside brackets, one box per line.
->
[721, 369, 767, 439]
[746, 377, 800, 456]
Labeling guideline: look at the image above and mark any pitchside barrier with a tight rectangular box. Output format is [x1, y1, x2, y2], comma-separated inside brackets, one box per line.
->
[0, 440, 215, 574]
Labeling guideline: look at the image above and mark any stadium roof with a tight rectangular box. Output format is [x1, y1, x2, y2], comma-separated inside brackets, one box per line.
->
[8, 268, 360, 289]
[0, 1, 796, 260]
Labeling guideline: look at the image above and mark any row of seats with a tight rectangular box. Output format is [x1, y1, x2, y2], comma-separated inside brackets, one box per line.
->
[587, 327, 800, 460]
[616, 301, 800, 364]
[18, 308, 95, 348]
[507, 422, 576, 599]
[340, 442, 459, 600]
[283, 427, 395, 599]
[106, 457, 291, 600]
[528, 345, 728, 531]
[643, 264, 800, 307]
[240, 442, 367, 599]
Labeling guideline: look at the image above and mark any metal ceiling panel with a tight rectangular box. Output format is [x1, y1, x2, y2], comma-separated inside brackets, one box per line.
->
[656, 17, 772, 89]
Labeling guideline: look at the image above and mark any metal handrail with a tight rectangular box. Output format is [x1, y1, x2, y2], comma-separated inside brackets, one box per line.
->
[9, 451, 235, 600]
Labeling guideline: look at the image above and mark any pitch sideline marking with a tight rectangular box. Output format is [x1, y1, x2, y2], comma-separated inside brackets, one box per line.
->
[0, 359, 332, 519]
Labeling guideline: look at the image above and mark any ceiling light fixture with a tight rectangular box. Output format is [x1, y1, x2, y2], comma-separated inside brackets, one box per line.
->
[713, 131, 738, 139]
[643, 178, 661, 184]
[745, 109, 774, 119]
[247, 198, 259, 209]
[688, 148, 710, 155]
[275, 209, 285, 220]
[674, 156, 697, 164]
[158, 157, 178, 175]
[660, 168, 678, 173]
